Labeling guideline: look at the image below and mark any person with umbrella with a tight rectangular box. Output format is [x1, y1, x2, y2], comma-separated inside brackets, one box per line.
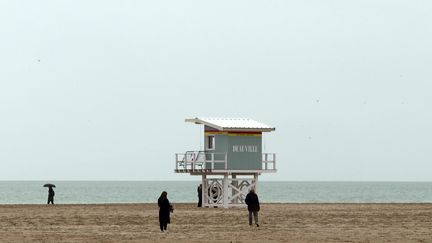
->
[44, 184, 55, 204]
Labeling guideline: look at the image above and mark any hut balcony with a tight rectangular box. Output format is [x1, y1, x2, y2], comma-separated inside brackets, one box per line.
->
[174, 151, 276, 174]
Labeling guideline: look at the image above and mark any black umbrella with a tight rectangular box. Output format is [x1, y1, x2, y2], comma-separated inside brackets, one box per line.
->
[43, 183, 56, 188]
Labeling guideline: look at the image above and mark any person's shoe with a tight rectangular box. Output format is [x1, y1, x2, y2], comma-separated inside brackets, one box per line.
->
[249, 223, 252, 226]
[256, 224, 259, 227]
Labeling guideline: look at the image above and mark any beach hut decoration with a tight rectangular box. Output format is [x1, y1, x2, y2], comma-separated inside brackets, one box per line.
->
[175, 118, 276, 208]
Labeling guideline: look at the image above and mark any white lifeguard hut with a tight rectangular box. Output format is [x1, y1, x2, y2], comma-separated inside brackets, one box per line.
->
[175, 117, 276, 208]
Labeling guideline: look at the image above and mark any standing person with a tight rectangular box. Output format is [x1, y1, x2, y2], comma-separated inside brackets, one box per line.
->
[245, 188, 260, 227]
[47, 186, 55, 204]
[157, 191, 171, 232]
[197, 184, 202, 207]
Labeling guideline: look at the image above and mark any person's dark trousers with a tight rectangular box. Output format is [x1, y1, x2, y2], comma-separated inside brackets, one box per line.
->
[198, 197, 202, 207]
[47, 199, 54, 204]
[160, 222, 167, 231]
[248, 210, 259, 226]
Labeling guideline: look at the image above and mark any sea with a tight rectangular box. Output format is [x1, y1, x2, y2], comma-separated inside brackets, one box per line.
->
[1, 181, 432, 204]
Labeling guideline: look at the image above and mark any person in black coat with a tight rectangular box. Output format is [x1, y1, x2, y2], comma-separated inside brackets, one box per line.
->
[47, 187, 55, 204]
[197, 184, 202, 207]
[245, 188, 260, 227]
[157, 191, 171, 232]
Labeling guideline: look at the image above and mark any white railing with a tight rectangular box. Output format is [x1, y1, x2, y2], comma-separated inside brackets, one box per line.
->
[175, 151, 277, 172]
[262, 153, 276, 170]
[175, 151, 227, 171]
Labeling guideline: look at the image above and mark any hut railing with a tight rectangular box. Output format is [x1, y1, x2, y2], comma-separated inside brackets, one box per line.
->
[262, 153, 276, 170]
[176, 151, 227, 171]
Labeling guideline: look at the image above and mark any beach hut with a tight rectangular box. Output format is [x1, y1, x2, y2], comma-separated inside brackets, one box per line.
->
[175, 118, 276, 208]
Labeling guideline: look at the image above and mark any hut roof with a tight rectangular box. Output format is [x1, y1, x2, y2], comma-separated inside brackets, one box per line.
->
[185, 117, 275, 132]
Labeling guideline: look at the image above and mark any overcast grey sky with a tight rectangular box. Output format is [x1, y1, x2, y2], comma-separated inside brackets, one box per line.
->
[1, 1, 431, 181]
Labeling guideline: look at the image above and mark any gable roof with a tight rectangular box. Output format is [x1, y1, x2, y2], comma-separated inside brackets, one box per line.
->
[185, 117, 275, 132]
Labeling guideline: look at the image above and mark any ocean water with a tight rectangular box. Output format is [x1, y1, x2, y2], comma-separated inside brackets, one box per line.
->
[1, 181, 432, 204]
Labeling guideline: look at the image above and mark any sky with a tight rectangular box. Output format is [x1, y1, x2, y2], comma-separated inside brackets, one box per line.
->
[1, 0, 431, 181]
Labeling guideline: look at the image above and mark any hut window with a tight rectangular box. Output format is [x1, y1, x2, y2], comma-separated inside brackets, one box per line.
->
[207, 135, 215, 150]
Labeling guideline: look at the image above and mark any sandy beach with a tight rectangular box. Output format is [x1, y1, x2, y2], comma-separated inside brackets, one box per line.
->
[1, 203, 431, 242]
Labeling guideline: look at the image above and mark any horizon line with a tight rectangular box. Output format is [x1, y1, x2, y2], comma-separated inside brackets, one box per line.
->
[1, 180, 432, 183]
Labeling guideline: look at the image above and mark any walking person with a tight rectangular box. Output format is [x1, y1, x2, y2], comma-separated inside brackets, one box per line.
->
[245, 188, 260, 227]
[197, 184, 202, 207]
[47, 186, 55, 204]
[157, 191, 171, 232]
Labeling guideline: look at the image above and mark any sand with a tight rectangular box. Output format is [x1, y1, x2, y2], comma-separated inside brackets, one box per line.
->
[1, 203, 431, 242]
